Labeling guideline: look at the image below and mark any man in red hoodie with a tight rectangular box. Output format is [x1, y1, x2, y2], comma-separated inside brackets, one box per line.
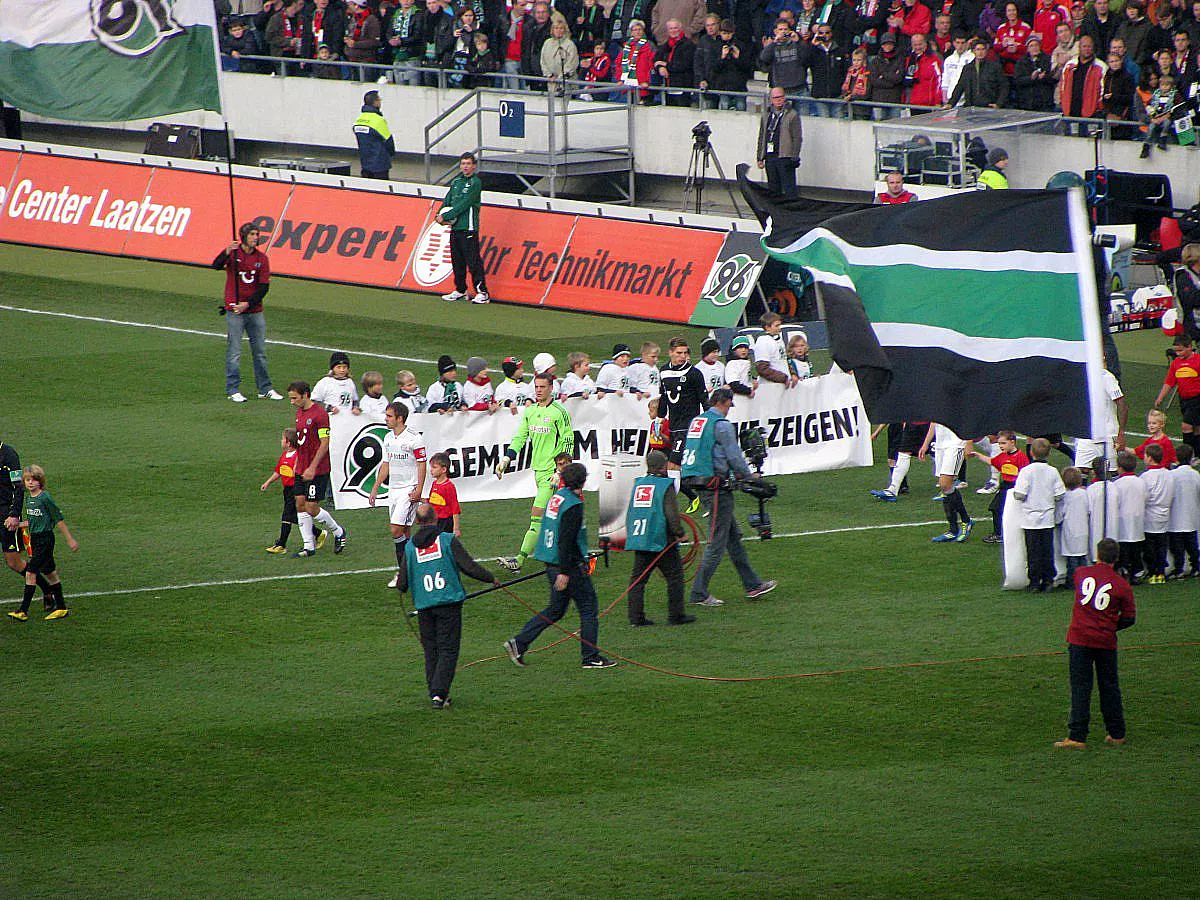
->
[1054, 538, 1136, 749]
[904, 32, 944, 105]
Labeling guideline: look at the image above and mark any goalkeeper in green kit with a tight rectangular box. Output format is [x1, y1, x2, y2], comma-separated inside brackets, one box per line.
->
[496, 371, 574, 572]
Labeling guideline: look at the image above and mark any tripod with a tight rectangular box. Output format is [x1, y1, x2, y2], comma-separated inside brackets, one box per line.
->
[682, 134, 743, 216]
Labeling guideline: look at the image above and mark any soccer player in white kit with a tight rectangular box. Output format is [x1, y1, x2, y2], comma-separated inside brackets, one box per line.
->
[1074, 363, 1128, 473]
[920, 422, 973, 543]
[369, 401, 427, 588]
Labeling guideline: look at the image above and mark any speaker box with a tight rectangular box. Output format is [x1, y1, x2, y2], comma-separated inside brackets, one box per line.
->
[144, 122, 200, 159]
[1, 105, 20, 140]
[1087, 169, 1173, 243]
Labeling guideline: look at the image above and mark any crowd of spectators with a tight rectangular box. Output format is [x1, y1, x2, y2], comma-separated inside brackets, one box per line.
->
[217, 0, 1200, 139]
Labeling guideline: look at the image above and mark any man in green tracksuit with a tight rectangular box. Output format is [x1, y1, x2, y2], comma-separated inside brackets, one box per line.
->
[436, 152, 490, 304]
[496, 372, 574, 571]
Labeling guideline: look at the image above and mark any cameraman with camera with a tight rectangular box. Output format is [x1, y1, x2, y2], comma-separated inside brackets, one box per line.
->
[681, 388, 777, 607]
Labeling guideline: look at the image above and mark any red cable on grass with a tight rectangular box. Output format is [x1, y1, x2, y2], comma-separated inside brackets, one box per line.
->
[489, 583, 1200, 683]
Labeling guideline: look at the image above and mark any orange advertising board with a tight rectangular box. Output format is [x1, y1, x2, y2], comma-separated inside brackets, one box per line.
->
[122, 168, 293, 264]
[0, 151, 153, 256]
[268, 184, 434, 288]
[547, 217, 725, 320]
[398, 203, 574, 300]
[0, 150, 737, 323]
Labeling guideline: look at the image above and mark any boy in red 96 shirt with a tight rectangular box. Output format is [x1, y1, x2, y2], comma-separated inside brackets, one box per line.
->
[1055, 538, 1136, 749]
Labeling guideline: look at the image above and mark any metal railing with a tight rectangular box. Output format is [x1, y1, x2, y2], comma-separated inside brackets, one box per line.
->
[227, 53, 1189, 146]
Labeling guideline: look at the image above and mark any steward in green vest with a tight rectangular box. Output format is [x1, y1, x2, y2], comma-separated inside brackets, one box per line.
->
[680, 407, 724, 481]
[625, 450, 694, 627]
[396, 502, 497, 709]
[503, 463, 617, 669]
[353, 90, 394, 179]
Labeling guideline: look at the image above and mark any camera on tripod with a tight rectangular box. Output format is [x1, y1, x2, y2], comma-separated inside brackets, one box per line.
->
[692, 120, 712, 148]
[736, 426, 778, 540]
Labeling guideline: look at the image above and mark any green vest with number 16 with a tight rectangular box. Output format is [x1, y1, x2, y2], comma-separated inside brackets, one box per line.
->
[407, 533, 467, 609]
[680, 409, 722, 478]
[533, 488, 588, 565]
[625, 474, 672, 552]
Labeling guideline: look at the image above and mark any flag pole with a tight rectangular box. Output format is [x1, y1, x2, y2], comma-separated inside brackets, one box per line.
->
[223, 119, 237, 240]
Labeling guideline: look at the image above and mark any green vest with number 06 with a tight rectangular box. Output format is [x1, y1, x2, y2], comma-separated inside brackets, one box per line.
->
[532, 488, 588, 565]
[680, 409, 723, 478]
[625, 474, 672, 552]
[407, 533, 467, 609]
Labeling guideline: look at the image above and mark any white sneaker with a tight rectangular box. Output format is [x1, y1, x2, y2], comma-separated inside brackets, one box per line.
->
[441, 290, 466, 302]
[976, 480, 999, 495]
[376, 75, 389, 84]
[259, 389, 284, 400]
[470, 291, 490, 304]
[228, 392, 248, 403]
[953, 480, 969, 491]
[387, 573, 399, 589]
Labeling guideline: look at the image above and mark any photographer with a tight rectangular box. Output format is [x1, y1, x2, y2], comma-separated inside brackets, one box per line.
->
[681, 388, 777, 607]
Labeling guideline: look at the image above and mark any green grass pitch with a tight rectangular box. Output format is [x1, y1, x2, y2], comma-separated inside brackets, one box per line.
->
[0, 244, 1196, 897]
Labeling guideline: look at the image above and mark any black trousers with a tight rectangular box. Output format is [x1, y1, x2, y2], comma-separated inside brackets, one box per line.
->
[417, 602, 463, 699]
[989, 482, 1011, 534]
[1168, 530, 1200, 574]
[1068, 643, 1125, 742]
[1024, 527, 1055, 588]
[450, 230, 487, 294]
[1142, 531, 1168, 576]
[1118, 540, 1143, 579]
[627, 545, 685, 623]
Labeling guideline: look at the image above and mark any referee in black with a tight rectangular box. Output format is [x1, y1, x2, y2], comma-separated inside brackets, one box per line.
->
[436, 152, 490, 305]
[659, 336, 710, 512]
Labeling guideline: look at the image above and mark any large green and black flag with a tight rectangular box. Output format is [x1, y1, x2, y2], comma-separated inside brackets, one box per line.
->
[738, 166, 1109, 440]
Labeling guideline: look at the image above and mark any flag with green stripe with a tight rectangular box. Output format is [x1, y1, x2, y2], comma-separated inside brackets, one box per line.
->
[0, 0, 221, 122]
[739, 170, 1108, 440]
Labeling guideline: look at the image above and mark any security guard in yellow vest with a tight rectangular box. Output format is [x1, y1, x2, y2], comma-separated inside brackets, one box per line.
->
[977, 146, 1009, 190]
[353, 90, 394, 179]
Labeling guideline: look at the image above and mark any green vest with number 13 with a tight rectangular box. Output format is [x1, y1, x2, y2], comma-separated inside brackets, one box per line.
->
[533, 488, 588, 565]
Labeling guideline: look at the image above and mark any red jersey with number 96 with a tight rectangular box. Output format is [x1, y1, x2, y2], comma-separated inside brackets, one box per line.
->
[1068, 563, 1135, 650]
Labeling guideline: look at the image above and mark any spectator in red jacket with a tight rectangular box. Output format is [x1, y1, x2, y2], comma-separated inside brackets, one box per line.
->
[1032, 0, 1069, 50]
[904, 32, 945, 105]
[616, 19, 656, 101]
[1060, 33, 1105, 129]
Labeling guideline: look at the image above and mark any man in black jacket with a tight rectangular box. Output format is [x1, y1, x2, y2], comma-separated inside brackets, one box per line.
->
[655, 19, 698, 105]
[949, 37, 1006, 107]
[520, 1, 553, 88]
[396, 503, 498, 709]
[805, 23, 849, 115]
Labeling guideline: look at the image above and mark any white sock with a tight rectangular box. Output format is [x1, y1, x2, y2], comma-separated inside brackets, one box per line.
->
[314, 508, 343, 537]
[298, 512, 316, 550]
[888, 453, 912, 495]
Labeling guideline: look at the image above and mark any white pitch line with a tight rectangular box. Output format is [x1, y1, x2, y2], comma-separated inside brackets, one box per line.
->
[0, 303, 438, 366]
[0, 519, 948, 606]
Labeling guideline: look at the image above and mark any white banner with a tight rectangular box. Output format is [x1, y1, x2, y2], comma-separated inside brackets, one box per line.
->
[328, 372, 873, 508]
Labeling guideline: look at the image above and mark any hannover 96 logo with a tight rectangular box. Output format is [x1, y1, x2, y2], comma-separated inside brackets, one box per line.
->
[341, 423, 392, 499]
[90, 0, 184, 57]
[699, 253, 758, 308]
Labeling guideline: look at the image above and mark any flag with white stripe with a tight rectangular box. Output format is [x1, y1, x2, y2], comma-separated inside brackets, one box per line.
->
[739, 169, 1108, 440]
[0, 0, 221, 122]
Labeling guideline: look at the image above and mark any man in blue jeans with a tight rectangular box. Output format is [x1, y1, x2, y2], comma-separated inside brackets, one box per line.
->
[503, 462, 617, 669]
[212, 223, 281, 403]
[681, 387, 777, 606]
